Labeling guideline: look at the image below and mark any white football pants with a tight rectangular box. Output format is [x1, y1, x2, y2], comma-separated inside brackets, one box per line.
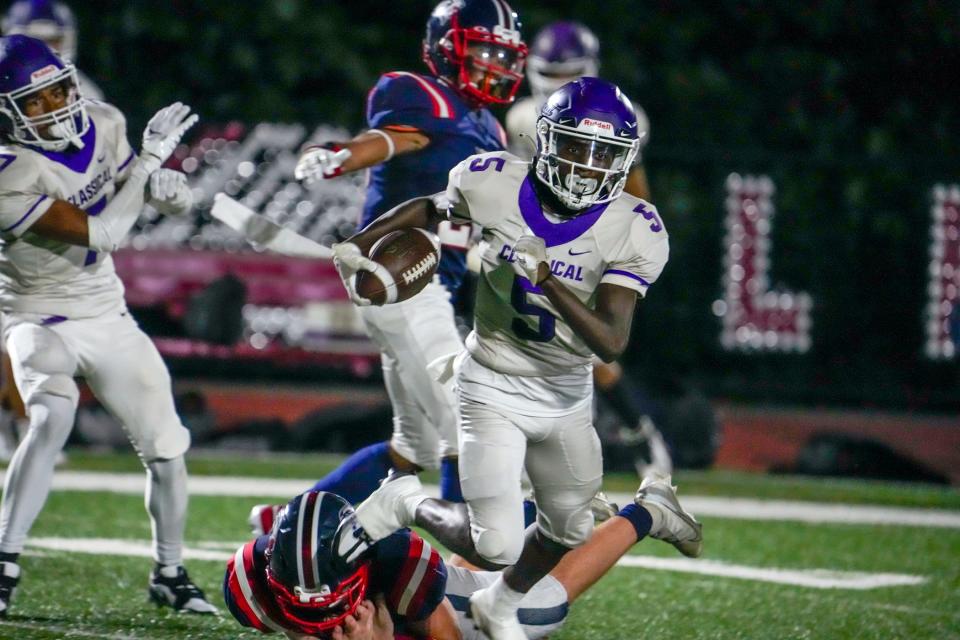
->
[457, 393, 603, 564]
[358, 279, 462, 469]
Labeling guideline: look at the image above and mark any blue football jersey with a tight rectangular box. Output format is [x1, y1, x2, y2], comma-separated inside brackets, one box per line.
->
[362, 71, 507, 294]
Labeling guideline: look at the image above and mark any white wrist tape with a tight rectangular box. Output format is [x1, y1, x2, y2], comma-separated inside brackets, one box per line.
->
[86, 160, 151, 252]
[367, 128, 396, 162]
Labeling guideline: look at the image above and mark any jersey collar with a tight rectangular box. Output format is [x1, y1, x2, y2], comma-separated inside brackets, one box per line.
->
[518, 174, 610, 247]
[27, 118, 97, 174]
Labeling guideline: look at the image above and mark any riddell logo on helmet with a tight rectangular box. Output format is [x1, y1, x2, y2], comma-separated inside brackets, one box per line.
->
[581, 118, 613, 132]
[30, 65, 59, 82]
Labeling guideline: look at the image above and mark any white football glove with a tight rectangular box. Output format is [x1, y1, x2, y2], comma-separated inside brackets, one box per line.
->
[332, 241, 378, 306]
[294, 144, 352, 183]
[511, 235, 548, 284]
[139, 102, 199, 174]
[148, 169, 194, 216]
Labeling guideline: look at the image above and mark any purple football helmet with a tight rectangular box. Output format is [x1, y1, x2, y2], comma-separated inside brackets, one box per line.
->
[535, 77, 642, 211]
[2, 0, 77, 61]
[527, 21, 599, 100]
[422, 0, 528, 106]
[0, 34, 87, 150]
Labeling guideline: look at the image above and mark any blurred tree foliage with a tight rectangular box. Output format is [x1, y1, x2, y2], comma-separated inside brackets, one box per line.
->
[74, 0, 959, 410]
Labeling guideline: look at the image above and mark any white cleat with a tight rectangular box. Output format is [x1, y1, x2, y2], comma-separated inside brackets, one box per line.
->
[354, 472, 425, 542]
[634, 473, 703, 558]
[590, 491, 619, 523]
[469, 586, 527, 640]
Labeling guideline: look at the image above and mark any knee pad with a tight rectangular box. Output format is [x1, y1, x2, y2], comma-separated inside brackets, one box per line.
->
[471, 527, 522, 566]
[7, 324, 79, 406]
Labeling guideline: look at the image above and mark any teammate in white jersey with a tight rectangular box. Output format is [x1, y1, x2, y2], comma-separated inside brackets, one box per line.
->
[333, 78, 703, 640]
[2, 0, 102, 100]
[0, 35, 215, 616]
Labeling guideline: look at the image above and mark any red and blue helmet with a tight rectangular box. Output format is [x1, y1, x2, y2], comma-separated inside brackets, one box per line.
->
[2, 0, 76, 61]
[535, 77, 642, 211]
[265, 491, 373, 637]
[422, 0, 528, 106]
[527, 21, 600, 100]
[0, 34, 87, 150]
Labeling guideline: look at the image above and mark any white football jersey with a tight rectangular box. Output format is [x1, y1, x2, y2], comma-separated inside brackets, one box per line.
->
[0, 101, 136, 319]
[505, 96, 651, 162]
[445, 150, 669, 383]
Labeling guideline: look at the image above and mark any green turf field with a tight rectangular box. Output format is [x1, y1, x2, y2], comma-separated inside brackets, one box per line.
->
[1, 450, 958, 639]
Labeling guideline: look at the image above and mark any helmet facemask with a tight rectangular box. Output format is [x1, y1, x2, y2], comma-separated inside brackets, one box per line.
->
[535, 117, 639, 211]
[0, 62, 88, 150]
[265, 562, 370, 637]
[432, 19, 527, 105]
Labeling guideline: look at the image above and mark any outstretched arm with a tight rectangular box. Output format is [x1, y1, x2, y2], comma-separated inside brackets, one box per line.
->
[295, 128, 430, 182]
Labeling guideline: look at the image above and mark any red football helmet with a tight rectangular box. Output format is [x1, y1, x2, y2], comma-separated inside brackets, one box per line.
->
[422, 0, 528, 106]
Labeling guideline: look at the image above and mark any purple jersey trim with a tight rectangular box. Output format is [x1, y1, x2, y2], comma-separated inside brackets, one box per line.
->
[117, 150, 135, 172]
[41, 315, 68, 325]
[603, 268, 650, 286]
[2, 194, 49, 232]
[518, 176, 610, 247]
[28, 119, 97, 174]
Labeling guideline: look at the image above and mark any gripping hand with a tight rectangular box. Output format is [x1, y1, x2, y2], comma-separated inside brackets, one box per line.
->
[511, 235, 549, 284]
[295, 143, 352, 183]
[139, 102, 198, 174]
[148, 169, 194, 216]
[331, 242, 378, 306]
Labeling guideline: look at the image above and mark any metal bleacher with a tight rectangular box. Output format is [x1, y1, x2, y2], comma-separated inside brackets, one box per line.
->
[117, 123, 381, 378]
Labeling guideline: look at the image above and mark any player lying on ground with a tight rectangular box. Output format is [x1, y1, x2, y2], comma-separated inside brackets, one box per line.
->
[226, 481, 701, 640]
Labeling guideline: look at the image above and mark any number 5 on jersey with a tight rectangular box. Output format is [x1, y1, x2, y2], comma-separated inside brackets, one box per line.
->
[511, 275, 555, 342]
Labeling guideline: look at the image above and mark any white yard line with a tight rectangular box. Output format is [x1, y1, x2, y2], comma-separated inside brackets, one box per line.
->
[615, 556, 926, 590]
[0, 619, 144, 640]
[11, 469, 960, 529]
[25, 536, 927, 591]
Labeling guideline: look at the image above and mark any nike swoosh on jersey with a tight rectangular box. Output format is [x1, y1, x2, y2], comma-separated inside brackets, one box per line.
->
[568, 248, 591, 256]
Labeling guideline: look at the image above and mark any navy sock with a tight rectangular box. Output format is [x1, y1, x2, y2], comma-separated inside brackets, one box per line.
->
[439, 457, 464, 502]
[523, 499, 538, 528]
[617, 503, 653, 541]
[310, 441, 392, 504]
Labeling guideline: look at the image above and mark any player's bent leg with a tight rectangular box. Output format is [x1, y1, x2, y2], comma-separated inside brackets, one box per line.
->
[635, 473, 703, 557]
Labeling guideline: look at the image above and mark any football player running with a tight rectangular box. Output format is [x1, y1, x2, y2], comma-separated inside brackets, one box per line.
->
[334, 78, 702, 640]
[506, 20, 673, 478]
[0, 35, 215, 615]
[290, 0, 527, 509]
[228, 487, 699, 640]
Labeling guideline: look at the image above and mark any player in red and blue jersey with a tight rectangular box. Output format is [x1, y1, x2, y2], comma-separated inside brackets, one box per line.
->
[224, 491, 459, 640]
[290, 0, 527, 512]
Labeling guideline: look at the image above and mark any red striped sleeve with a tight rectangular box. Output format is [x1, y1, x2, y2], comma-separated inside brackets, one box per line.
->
[405, 544, 443, 616]
[389, 531, 425, 610]
[384, 71, 454, 119]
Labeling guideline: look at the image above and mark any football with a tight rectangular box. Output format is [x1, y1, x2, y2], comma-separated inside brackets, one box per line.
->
[354, 228, 440, 305]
